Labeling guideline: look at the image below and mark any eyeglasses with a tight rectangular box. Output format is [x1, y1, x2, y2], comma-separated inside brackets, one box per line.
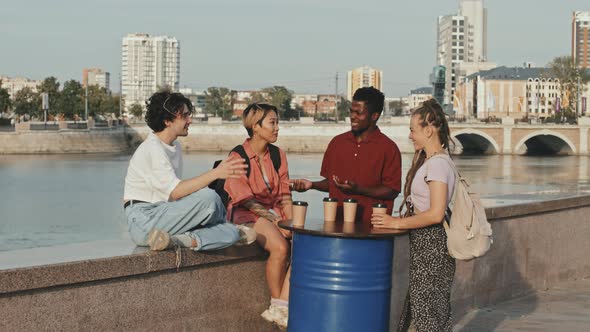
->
[163, 94, 193, 119]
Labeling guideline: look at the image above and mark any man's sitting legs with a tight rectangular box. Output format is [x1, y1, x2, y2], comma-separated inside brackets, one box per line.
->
[126, 189, 245, 250]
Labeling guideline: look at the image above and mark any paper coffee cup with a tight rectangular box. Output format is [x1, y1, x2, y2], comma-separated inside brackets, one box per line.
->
[343, 198, 358, 223]
[372, 203, 388, 215]
[343, 221, 355, 233]
[323, 197, 338, 222]
[323, 220, 337, 233]
[292, 201, 308, 227]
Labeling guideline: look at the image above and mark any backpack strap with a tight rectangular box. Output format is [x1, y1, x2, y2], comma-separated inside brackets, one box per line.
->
[268, 144, 282, 174]
[230, 145, 251, 177]
[231, 144, 281, 177]
[428, 154, 460, 228]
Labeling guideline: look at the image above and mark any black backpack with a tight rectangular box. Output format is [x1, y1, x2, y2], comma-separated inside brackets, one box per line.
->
[208, 144, 282, 208]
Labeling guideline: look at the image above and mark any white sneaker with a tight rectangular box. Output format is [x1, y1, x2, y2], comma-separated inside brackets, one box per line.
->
[235, 224, 257, 245]
[147, 229, 171, 250]
[260, 304, 288, 328]
[274, 305, 288, 329]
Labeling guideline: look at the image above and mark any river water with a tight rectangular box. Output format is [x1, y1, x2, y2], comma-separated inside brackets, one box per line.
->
[1, 153, 589, 252]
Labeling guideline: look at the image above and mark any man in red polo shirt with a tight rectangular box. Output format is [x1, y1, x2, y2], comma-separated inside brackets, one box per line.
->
[291, 86, 401, 223]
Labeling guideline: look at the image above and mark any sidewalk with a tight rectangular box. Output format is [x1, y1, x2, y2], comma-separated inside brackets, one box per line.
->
[454, 278, 590, 332]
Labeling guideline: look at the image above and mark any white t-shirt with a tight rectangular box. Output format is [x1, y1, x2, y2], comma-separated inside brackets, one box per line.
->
[124, 132, 183, 203]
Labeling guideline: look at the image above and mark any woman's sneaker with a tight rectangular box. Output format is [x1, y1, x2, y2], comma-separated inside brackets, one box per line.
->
[261, 304, 288, 328]
[235, 224, 257, 245]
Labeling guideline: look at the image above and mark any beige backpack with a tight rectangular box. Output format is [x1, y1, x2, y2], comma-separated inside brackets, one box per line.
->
[431, 155, 493, 261]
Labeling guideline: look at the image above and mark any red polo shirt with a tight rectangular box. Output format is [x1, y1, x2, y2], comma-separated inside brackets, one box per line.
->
[320, 127, 401, 223]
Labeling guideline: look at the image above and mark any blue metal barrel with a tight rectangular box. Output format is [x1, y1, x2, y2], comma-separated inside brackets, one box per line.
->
[288, 233, 394, 331]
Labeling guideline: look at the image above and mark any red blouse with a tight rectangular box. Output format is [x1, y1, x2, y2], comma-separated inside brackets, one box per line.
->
[224, 139, 291, 224]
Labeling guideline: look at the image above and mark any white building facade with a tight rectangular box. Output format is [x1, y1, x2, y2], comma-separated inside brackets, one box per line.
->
[121, 33, 180, 111]
[408, 87, 434, 110]
[456, 67, 563, 120]
[0, 76, 41, 98]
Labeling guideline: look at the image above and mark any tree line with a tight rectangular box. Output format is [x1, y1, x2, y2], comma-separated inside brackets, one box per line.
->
[203, 86, 352, 121]
[0, 76, 119, 120]
[547, 56, 590, 123]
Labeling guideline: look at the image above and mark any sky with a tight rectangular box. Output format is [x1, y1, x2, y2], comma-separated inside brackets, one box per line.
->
[1, 0, 589, 97]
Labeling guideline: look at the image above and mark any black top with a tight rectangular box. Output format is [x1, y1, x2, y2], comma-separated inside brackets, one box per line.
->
[278, 218, 406, 239]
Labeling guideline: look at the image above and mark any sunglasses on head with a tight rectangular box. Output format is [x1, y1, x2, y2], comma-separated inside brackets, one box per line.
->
[163, 94, 193, 118]
[243, 103, 270, 116]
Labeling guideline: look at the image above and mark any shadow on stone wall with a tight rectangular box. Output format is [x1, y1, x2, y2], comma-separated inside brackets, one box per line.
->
[389, 220, 539, 331]
[452, 220, 538, 331]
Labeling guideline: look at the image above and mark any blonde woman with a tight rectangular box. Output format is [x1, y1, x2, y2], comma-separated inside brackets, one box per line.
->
[372, 99, 456, 332]
[224, 103, 293, 328]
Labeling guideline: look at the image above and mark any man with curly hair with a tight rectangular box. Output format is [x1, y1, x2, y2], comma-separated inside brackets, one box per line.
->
[123, 91, 256, 251]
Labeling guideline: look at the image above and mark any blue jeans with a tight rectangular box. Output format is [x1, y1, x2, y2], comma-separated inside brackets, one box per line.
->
[125, 189, 240, 251]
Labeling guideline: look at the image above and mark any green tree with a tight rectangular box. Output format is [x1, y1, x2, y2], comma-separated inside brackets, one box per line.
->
[110, 94, 121, 117]
[293, 105, 304, 119]
[37, 76, 60, 116]
[87, 85, 119, 117]
[59, 80, 84, 119]
[13, 87, 41, 117]
[338, 97, 351, 121]
[245, 91, 266, 104]
[389, 99, 406, 116]
[129, 103, 144, 119]
[0, 80, 12, 113]
[262, 86, 293, 119]
[548, 56, 590, 119]
[204, 87, 232, 119]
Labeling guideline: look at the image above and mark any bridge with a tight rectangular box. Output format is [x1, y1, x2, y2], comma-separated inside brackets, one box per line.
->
[449, 122, 590, 155]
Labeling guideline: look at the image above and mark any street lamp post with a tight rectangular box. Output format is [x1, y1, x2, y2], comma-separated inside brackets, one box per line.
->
[85, 85, 89, 121]
[576, 69, 581, 120]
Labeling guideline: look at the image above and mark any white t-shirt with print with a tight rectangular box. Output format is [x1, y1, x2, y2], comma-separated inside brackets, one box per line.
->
[124, 132, 183, 203]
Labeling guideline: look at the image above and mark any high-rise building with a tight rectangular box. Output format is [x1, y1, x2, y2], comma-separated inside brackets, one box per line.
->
[82, 68, 110, 91]
[436, 0, 487, 105]
[573, 11, 590, 68]
[121, 33, 180, 111]
[346, 66, 382, 101]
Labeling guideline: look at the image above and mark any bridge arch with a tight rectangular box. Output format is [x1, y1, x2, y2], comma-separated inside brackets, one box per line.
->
[451, 129, 500, 155]
[513, 130, 576, 155]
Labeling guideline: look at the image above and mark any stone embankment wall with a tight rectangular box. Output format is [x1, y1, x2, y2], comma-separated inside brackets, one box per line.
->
[1, 196, 589, 330]
[0, 124, 415, 154]
[130, 124, 415, 153]
[0, 128, 134, 154]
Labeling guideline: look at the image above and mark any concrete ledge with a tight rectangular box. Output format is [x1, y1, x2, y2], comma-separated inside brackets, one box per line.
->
[2, 195, 590, 330]
[485, 195, 590, 220]
[0, 244, 275, 331]
[0, 243, 267, 295]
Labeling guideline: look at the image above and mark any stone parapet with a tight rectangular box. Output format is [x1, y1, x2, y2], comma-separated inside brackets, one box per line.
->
[1, 195, 589, 330]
